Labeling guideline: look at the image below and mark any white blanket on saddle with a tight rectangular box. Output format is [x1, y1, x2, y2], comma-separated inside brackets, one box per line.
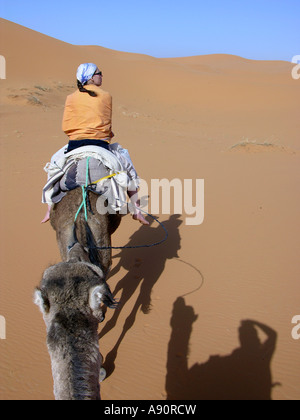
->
[42, 143, 139, 212]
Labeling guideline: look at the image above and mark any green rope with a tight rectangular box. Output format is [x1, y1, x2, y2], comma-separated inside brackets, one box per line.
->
[74, 157, 90, 222]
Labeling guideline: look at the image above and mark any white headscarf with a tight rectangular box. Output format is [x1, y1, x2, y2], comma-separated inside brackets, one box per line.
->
[76, 63, 97, 85]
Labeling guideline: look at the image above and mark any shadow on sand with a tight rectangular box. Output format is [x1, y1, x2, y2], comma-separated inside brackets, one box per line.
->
[100, 214, 183, 377]
[166, 297, 279, 400]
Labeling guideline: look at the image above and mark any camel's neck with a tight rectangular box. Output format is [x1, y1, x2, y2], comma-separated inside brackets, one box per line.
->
[48, 326, 101, 400]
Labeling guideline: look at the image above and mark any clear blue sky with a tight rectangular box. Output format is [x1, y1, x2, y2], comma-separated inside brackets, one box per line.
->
[1, 0, 299, 61]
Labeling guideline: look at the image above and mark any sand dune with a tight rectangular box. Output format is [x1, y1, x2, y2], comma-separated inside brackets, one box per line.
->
[0, 17, 300, 400]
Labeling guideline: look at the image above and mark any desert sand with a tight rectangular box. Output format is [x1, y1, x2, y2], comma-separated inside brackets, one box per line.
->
[0, 18, 299, 400]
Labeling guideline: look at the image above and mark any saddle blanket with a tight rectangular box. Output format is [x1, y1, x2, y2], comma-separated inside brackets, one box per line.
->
[42, 143, 140, 212]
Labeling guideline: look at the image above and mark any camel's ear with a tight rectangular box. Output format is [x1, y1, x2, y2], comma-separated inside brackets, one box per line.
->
[89, 285, 118, 311]
[89, 285, 104, 312]
[33, 288, 50, 314]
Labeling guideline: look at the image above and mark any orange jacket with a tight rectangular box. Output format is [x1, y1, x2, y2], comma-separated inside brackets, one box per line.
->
[62, 85, 113, 141]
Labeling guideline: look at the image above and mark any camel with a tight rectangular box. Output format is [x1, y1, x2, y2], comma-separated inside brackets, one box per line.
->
[35, 187, 122, 400]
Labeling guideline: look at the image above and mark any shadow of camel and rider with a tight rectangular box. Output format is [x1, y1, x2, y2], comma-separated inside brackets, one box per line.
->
[166, 297, 279, 400]
[100, 214, 183, 377]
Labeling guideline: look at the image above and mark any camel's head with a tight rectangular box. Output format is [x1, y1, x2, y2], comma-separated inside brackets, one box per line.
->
[34, 257, 117, 334]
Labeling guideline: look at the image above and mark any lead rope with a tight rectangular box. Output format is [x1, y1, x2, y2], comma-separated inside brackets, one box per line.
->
[74, 157, 90, 222]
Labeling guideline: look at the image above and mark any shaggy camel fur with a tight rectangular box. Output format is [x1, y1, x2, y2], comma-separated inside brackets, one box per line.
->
[34, 246, 117, 400]
[35, 187, 121, 400]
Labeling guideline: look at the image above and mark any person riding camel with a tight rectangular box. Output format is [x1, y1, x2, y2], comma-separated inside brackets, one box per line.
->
[41, 62, 149, 226]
